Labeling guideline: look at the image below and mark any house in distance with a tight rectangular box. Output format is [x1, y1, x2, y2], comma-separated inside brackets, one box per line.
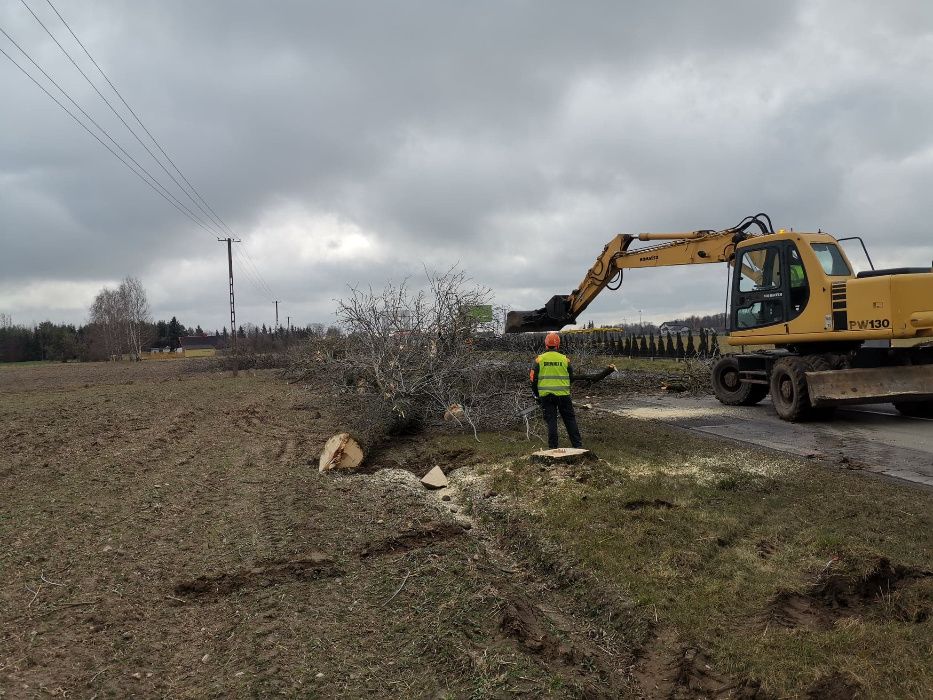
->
[178, 335, 221, 358]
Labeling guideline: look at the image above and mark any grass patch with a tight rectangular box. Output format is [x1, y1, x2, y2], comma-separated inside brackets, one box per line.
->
[429, 412, 933, 698]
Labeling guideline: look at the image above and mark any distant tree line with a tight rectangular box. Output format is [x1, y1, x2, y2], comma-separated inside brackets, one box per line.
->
[482, 328, 722, 359]
[1, 308, 341, 363]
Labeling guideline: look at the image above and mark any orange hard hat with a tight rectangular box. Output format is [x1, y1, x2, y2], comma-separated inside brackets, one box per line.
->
[544, 332, 560, 349]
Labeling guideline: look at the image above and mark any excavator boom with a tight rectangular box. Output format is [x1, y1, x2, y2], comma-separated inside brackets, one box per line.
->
[505, 214, 773, 333]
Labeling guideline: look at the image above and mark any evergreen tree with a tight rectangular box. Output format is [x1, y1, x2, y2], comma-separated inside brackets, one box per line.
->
[665, 332, 675, 357]
[648, 333, 657, 356]
[167, 316, 185, 348]
[675, 332, 685, 359]
[686, 333, 696, 356]
[638, 335, 648, 355]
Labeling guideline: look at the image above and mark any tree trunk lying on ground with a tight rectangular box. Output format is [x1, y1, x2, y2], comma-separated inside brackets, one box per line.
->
[319, 432, 366, 472]
[573, 365, 616, 384]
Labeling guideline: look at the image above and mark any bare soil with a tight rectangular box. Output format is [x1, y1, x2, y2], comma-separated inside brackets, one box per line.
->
[3, 359, 931, 698]
[0, 361, 634, 698]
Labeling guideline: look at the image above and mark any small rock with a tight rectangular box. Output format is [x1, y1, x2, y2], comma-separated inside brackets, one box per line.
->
[315, 672, 325, 679]
[101, 545, 113, 553]
[484, 490, 498, 499]
[131, 672, 142, 679]
[122, 631, 132, 639]
[235, 671, 245, 677]
[461, 522, 472, 530]
[421, 466, 448, 489]
[441, 494, 452, 502]
[201, 654, 211, 663]
[146, 672, 153, 678]
[450, 507, 459, 514]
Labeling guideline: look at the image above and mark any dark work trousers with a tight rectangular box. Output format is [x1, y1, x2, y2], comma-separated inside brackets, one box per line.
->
[539, 394, 582, 449]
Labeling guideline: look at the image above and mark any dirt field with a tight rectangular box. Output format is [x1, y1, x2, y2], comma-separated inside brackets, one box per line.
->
[1, 360, 931, 698]
[0, 361, 634, 698]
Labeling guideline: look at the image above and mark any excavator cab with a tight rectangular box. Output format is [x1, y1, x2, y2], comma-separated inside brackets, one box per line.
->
[729, 238, 814, 332]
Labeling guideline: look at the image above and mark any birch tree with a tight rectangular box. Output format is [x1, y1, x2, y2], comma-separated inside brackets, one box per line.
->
[89, 277, 152, 359]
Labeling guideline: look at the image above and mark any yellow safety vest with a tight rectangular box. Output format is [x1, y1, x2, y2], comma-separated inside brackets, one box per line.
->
[536, 351, 571, 397]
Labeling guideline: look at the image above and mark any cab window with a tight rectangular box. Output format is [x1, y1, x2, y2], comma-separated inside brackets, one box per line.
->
[788, 245, 809, 319]
[736, 300, 784, 329]
[811, 243, 851, 276]
[738, 247, 782, 292]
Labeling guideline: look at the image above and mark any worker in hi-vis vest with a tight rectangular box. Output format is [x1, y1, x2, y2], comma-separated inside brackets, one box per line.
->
[529, 332, 583, 449]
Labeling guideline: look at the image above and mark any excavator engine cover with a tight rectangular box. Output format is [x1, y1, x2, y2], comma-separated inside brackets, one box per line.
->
[505, 295, 575, 333]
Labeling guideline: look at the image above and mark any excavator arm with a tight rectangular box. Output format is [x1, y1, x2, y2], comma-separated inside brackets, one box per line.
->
[505, 214, 773, 333]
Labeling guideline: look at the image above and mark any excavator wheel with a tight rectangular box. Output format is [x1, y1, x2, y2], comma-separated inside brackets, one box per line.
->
[893, 401, 933, 418]
[711, 356, 768, 406]
[770, 356, 815, 422]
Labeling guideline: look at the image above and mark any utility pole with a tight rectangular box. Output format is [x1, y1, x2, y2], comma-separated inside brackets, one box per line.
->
[218, 237, 241, 376]
[287, 315, 290, 331]
[274, 300, 279, 330]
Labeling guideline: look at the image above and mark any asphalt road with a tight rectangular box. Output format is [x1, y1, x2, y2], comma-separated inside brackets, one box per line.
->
[595, 394, 933, 488]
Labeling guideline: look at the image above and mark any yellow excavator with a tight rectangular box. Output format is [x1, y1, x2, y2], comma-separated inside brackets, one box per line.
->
[505, 213, 933, 421]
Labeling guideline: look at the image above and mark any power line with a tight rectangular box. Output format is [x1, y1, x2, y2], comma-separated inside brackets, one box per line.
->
[20, 0, 227, 238]
[5, 3, 280, 308]
[0, 24, 227, 239]
[43, 0, 232, 238]
[0, 39, 225, 237]
[40, 0, 279, 302]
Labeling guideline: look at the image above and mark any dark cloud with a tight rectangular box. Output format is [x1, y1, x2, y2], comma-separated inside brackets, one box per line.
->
[1, 0, 931, 330]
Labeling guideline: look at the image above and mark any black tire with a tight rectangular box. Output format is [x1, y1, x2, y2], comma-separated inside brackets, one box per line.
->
[712, 356, 769, 406]
[804, 355, 837, 420]
[770, 356, 815, 422]
[893, 401, 933, 418]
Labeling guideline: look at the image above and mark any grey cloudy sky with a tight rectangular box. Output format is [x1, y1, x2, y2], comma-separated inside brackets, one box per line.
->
[2, 1, 933, 331]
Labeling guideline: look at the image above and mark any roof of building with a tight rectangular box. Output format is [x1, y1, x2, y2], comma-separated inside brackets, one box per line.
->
[179, 335, 221, 349]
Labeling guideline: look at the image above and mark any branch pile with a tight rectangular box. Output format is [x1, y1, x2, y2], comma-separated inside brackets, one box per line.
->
[311, 268, 534, 470]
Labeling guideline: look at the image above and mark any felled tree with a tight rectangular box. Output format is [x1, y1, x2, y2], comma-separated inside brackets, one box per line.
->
[318, 267, 530, 470]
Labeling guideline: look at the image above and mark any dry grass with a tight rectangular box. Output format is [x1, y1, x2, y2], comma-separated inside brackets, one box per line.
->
[429, 412, 933, 698]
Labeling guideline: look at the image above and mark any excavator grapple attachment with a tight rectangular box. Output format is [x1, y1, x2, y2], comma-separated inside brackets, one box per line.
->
[505, 295, 576, 333]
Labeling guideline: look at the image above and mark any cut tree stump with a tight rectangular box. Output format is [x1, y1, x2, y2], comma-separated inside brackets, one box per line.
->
[319, 432, 365, 472]
[530, 448, 596, 464]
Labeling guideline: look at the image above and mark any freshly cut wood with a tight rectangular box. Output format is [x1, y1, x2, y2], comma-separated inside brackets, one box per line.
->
[530, 448, 595, 464]
[319, 432, 365, 472]
[421, 465, 448, 489]
[443, 403, 465, 422]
